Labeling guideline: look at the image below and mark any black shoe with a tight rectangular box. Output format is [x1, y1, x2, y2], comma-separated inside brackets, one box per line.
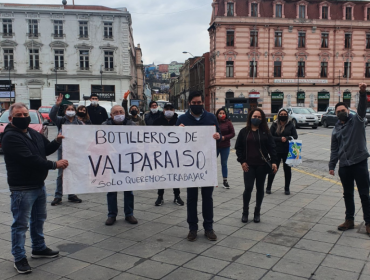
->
[241, 215, 248, 223]
[68, 195, 82, 203]
[285, 190, 290, 195]
[266, 188, 271, 194]
[14, 258, 32, 274]
[187, 230, 197, 242]
[223, 181, 230, 189]
[51, 198, 62, 206]
[254, 208, 261, 223]
[125, 216, 138, 224]
[105, 217, 116, 226]
[155, 196, 164, 206]
[205, 230, 217, 241]
[31, 247, 59, 259]
[174, 196, 184, 206]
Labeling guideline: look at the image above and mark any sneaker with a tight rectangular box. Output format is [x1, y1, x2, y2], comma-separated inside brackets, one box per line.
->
[223, 181, 230, 189]
[31, 247, 59, 259]
[105, 217, 116, 226]
[338, 219, 355, 231]
[155, 196, 164, 206]
[125, 216, 138, 224]
[68, 195, 82, 203]
[14, 258, 32, 274]
[174, 196, 184, 206]
[187, 230, 197, 242]
[51, 198, 62, 206]
[205, 230, 217, 241]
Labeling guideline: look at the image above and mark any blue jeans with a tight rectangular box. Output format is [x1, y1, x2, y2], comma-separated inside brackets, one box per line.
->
[217, 147, 230, 179]
[11, 186, 47, 262]
[55, 148, 75, 199]
[107, 191, 134, 218]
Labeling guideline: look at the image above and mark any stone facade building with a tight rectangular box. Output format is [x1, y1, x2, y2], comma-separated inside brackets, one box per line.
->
[0, 2, 142, 109]
[209, 0, 370, 120]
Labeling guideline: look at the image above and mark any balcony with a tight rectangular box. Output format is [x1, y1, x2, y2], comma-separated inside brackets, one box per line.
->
[103, 35, 113, 40]
[54, 67, 65, 71]
[52, 33, 65, 39]
[28, 66, 40, 71]
[27, 33, 39, 39]
[79, 67, 90, 71]
[2, 33, 14, 38]
[79, 34, 89, 39]
[104, 68, 114, 71]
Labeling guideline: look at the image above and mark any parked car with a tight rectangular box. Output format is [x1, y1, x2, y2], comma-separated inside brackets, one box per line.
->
[322, 109, 368, 128]
[38, 106, 52, 124]
[366, 107, 370, 121]
[0, 110, 49, 152]
[307, 108, 323, 125]
[285, 107, 319, 129]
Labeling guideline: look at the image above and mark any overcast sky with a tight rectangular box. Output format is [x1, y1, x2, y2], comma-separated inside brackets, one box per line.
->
[4, 0, 211, 65]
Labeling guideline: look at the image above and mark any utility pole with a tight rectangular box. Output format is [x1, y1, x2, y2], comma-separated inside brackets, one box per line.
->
[338, 70, 341, 103]
[100, 65, 103, 92]
[8, 65, 11, 103]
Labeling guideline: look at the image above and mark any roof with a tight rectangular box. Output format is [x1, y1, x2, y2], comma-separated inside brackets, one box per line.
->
[2, 3, 121, 12]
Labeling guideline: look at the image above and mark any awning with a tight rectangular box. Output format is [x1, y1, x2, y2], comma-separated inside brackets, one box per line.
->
[271, 92, 284, 100]
[343, 92, 351, 100]
[249, 92, 260, 98]
[297, 92, 305, 99]
[318, 92, 330, 99]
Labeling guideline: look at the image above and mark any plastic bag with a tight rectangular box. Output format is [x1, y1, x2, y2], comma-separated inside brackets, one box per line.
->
[285, 139, 302, 167]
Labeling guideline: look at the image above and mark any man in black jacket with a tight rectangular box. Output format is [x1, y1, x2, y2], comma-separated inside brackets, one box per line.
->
[86, 93, 109, 124]
[2, 103, 68, 274]
[144, 101, 161, 125]
[153, 103, 184, 206]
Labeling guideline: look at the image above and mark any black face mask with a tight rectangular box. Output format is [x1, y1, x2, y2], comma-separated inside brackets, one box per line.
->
[77, 112, 86, 117]
[12, 116, 31, 130]
[131, 110, 138, 116]
[190, 105, 203, 115]
[337, 111, 349, 122]
[278, 115, 288, 122]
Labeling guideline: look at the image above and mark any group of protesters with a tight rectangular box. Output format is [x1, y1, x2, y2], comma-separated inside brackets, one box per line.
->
[2, 83, 370, 274]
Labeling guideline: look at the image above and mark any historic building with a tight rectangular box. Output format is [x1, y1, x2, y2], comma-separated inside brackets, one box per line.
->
[209, 0, 370, 120]
[0, 2, 142, 109]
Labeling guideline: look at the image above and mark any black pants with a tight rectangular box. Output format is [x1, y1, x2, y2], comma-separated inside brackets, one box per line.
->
[267, 152, 291, 191]
[243, 165, 267, 215]
[338, 159, 370, 224]
[158, 188, 180, 197]
[187, 187, 214, 231]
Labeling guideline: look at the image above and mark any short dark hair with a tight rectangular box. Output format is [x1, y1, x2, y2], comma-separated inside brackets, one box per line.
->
[149, 101, 158, 108]
[335, 102, 349, 111]
[215, 108, 228, 122]
[90, 93, 98, 99]
[188, 91, 204, 103]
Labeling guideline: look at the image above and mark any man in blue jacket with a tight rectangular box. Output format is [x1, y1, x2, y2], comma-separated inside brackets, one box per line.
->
[176, 91, 221, 242]
[329, 83, 370, 236]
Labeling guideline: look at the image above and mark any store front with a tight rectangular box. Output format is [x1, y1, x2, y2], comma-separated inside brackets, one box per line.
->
[0, 80, 15, 109]
[91, 85, 115, 101]
[249, 91, 259, 110]
[297, 92, 305, 107]
[271, 92, 284, 113]
[317, 92, 330, 112]
[225, 98, 250, 122]
[343, 91, 351, 108]
[55, 84, 80, 103]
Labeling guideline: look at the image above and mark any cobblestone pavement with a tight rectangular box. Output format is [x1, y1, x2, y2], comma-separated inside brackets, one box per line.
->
[0, 125, 370, 280]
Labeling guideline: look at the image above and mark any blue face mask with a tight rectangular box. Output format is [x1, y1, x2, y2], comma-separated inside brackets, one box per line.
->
[251, 118, 262, 126]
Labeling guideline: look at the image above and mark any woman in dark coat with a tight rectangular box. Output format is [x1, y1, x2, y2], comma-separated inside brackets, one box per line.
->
[235, 108, 278, 224]
[266, 108, 298, 195]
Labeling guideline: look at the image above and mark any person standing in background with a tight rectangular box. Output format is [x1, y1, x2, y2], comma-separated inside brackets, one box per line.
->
[129, 105, 145, 126]
[86, 94, 108, 124]
[76, 105, 92, 125]
[145, 101, 161, 125]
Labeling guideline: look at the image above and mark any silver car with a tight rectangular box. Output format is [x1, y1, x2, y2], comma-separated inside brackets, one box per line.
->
[285, 107, 319, 129]
[307, 108, 323, 125]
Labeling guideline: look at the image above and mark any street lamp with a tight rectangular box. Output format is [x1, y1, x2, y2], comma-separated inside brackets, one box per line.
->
[338, 70, 341, 102]
[7, 65, 12, 103]
[100, 65, 103, 92]
[183, 51, 194, 57]
[53, 67, 58, 96]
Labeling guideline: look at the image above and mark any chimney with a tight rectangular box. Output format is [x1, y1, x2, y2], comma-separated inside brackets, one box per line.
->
[62, 0, 67, 5]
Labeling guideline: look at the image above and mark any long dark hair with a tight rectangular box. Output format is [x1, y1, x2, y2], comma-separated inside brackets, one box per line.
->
[77, 105, 90, 122]
[246, 108, 270, 133]
[215, 108, 228, 123]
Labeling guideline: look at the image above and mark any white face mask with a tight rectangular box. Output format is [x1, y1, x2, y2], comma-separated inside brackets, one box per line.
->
[164, 111, 174, 118]
[151, 108, 158, 114]
[66, 111, 76, 117]
[113, 114, 125, 123]
[91, 101, 99, 106]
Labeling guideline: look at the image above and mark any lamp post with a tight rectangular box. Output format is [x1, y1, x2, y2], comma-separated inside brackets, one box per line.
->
[338, 70, 341, 103]
[8, 65, 12, 103]
[182, 51, 194, 57]
[53, 67, 58, 96]
[100, 65, 103, 93]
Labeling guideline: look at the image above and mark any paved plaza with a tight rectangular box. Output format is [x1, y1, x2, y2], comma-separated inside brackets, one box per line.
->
[0, 125, 370, 280]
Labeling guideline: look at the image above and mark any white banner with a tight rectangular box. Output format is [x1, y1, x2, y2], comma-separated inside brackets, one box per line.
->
[62, 125, 218, 194]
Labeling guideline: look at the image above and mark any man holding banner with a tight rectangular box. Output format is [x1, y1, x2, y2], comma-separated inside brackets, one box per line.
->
[177, 91, 221, 242]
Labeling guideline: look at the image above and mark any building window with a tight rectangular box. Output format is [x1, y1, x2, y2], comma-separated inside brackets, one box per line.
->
[366, 63, 370, 78]
[298, 61, 305, 77]
[345, 34, 352, 49]
[226, 91, 234, 98]
[250, 30, 258, 47]
[54, 50, 64, 70]
[321, 33, 328, 48]
[274, 61, 281, 77]
[53, 20, 63, 38]
[299, 5, 306, 19]
[226, 31, 234, 47]
[2, 19, 12, 36]
[79, 50, 89, 70]
[3, 49, 13, 69]
[344, 62, 351, 78]
[275, 31, 282, 47]
[28, 19, 38, 38]
[104, 51, 114, 71]
[29, 49, 39, 70]
[226, 61, 234, 77]
[367, 34, 370, 49]
[251, 3, 258, 17]
[276, 4, 282, 18]
[250, 61, 257, 78]
[322, 6, 328, 19]
[368, 8, 370, 20]
[298, 32, 306, 48]
[320, 62, 328, 78]
[227, 3, 234, 16]
[79, 21, 88, 38]
[104, 22, 113, 39]
[346, 7, 352, 20]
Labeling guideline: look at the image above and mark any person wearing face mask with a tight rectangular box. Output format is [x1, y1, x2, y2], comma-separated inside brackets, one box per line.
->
[144, 101, 161, 125]
[176, 91, 222, 242]
[235, 108, 278, 224]
[153, 103, 184, 206]
[76, 105, 92, 125]
[86, 93, 109, 125]
[2, 103, 67, 273]
[102, 105, 138, 226]
[49, 94, 83, 206]
[129, 105, 145, 126]
[266, 108, 298, 195]
[215, 108, 235, 189]
[329, 83, 370, 236]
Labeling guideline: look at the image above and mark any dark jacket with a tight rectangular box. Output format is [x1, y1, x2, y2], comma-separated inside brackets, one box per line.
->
[235, 127, 278, 165]
[2, 124, 60, 191]
[130, 115, 146, 126]
[176, 109, 221, 131]
[270, 121, 298, 154]
[217, 119, 235, 149]
[329, 91, 369, 170]
[144, 111, 161, 125]
[153, 113, 178, 126]
[87, 105, 109, 124]
[102, 118, 135, 126]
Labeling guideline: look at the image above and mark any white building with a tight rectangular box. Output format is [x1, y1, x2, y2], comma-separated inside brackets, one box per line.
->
[0, 2, 139, 109]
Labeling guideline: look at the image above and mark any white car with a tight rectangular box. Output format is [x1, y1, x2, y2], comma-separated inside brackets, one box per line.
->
[307, 108, 323, 125]
[285, 107, 319, 129]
